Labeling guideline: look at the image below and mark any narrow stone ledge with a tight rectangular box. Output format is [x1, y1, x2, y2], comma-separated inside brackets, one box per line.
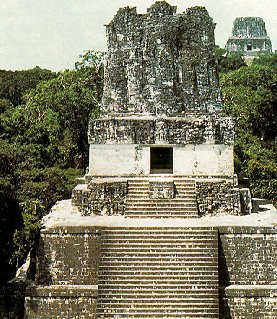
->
[25, 285, 98, 297]
[218, 225, 277, 234]
[225, 285, 277, 298]
[41, 226, 102, 235]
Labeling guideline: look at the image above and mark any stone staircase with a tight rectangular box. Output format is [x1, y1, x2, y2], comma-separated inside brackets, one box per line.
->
[125, 179, 198, 218]
[96, 227, 219, 319]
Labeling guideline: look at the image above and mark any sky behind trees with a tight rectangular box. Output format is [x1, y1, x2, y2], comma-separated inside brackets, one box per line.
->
[0, 0, 276, 71]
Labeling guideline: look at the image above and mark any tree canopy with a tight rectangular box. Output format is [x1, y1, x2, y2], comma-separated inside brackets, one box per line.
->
[0, 51, 104, 282]
[219, 52, 277, 206]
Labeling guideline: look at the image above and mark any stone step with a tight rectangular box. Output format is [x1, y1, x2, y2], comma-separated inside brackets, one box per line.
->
[96, 311, 219, 317]
[101, 237, 216, 242]
[101, 248, 217, 252]
[98, 290, 218, 297]
[101, 231, 217, 236]
[97, 309, 219, 314]
[100, 253, 217, 259]
[96, 299, 218, 304]
[125, 206, 198, 211]
[98, 284, 218, 290]
[96, 305, 218, 311]
[99, 274, 218, 280]
[99, 269, 218, 275]
[98, 282, 218, 288]
[96, 314, 218, 319]
[127, 183, 196, 188]
[97, 227, 218, 319]
[99, 270, 218, 276]
[100, 230, 217, 235]
[126, 199, 196, 204]
[99, 257, 218, 262]
[100, 232, 217, 238]
[124, 208, 198, 218]
[99, 265, 218, 272]
[101, 235, 217, 240]
[126, 200, 197, 206]
[98, 297, 218, 303]
[124, 214, 199, 219]
[101, 236, 217, 241]
[101, 226, 218, 235]
[124, 210, 198, 215]
[99, 264, 218, 270]
[127, 187, 196, 191]
[100, 245, 217, 251]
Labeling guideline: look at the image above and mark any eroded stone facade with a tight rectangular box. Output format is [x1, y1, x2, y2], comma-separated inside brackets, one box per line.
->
[101, 2, 222, 116]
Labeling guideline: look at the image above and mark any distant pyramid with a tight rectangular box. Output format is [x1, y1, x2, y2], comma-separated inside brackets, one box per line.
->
[226, 17, 272, 56]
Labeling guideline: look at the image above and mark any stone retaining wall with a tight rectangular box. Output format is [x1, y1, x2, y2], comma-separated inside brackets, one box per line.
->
[25, 285, 97, 319]
[36, 227, 101, 285]
[218, 226, 277, 318]
[196, 181, 241, 216]
[225, 286, 277, 319]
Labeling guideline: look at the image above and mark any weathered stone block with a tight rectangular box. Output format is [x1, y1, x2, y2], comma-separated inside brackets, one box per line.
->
[196, 181, 241, 216]
[25, 285, 97, 319]
[149, 181, 175, 199]
[36, 227, 101, 285]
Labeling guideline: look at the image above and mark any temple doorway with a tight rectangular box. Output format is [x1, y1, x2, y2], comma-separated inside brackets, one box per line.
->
[150, 147, 173, 174]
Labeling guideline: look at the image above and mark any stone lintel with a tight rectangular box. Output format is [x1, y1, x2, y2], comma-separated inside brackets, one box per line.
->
[88, 116, 234, 145]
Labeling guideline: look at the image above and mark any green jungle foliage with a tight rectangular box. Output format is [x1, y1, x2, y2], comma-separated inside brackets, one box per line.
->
[0, 51, 104, 285]
[218, 52, 277, 206]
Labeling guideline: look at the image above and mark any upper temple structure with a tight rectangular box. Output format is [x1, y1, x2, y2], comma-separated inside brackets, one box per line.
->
[226, 17, 272, 56]
[7, 2, 276, 319]
[88, 2, 234, 179]
[101, 2, 222, 116]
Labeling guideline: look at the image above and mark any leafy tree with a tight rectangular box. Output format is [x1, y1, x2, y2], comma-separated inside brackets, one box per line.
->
[215, 46, 247, 73]
[252, 52, 277, 69]
[221, 65, 277, 142]
[220, 61, 277, 205]
[0, 67, 56, 107]
[0, 51, 104, 283]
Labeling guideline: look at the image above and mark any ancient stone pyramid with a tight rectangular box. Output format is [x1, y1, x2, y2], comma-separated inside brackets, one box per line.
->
[226, 17, 272, 56]
[21, 2, 276, 319]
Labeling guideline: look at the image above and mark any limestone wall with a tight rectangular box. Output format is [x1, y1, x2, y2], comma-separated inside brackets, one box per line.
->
[25, 286, 97, 319]
[88, 144, 234, 177]
[225, 286, 277, 319]
[219, 227, 277, 286]
[35, 227, 101, 285]
[218, 226, 277, 318]
[196, 181, 240, 216]
[25, 226, 101, 319]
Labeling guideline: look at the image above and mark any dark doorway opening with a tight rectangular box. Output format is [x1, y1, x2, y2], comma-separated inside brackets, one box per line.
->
[150, 147, 173, 174]
[247, 44, 252, 51]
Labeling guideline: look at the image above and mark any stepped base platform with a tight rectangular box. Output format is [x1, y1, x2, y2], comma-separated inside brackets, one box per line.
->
[20, 200, 277, 319]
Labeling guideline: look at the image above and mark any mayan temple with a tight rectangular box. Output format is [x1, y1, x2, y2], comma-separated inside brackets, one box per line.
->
[226, 17, 272, 56]
[17, 2, 276, 319]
